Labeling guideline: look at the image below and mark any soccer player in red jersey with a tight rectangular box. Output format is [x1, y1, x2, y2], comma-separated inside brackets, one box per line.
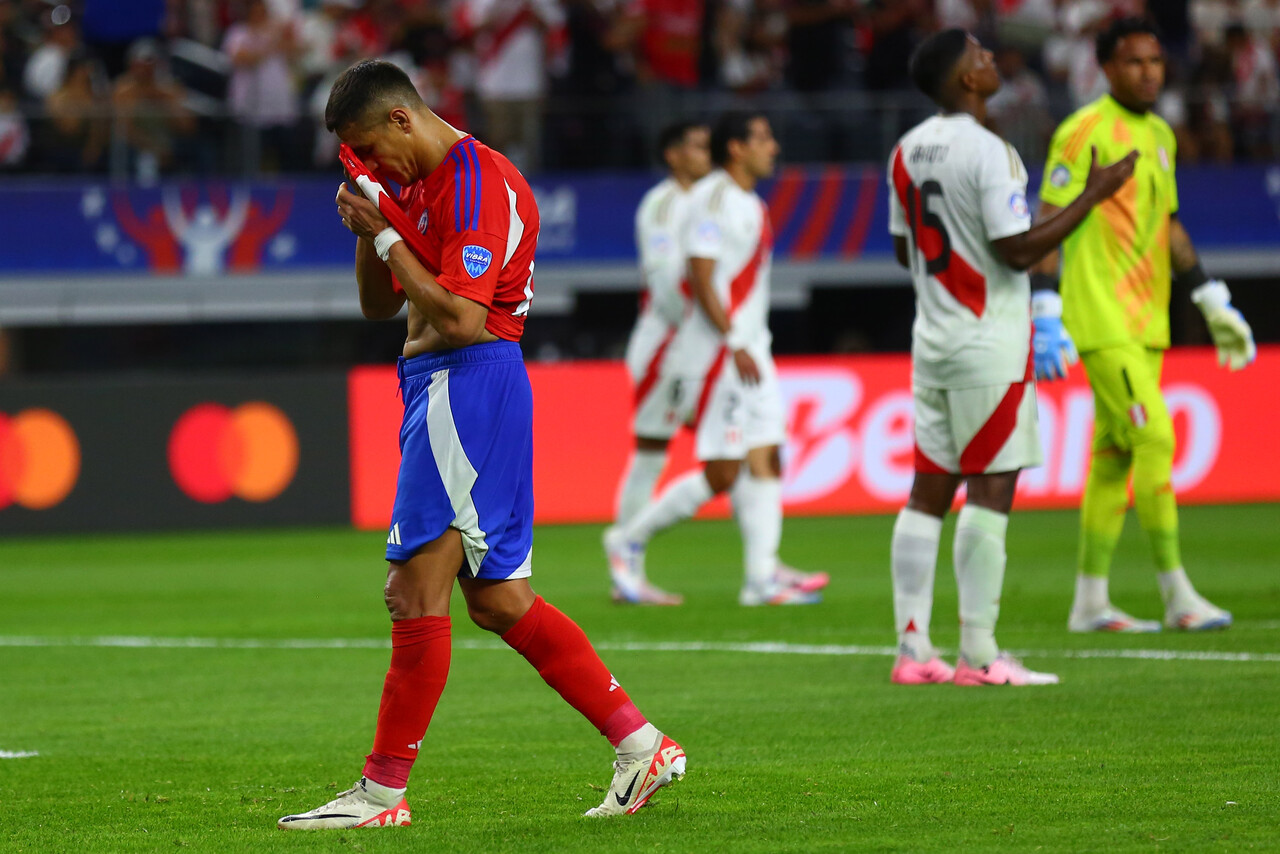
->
[276, 60, 685, 829]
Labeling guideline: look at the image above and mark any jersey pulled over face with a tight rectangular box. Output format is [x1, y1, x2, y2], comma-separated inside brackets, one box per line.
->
[1039, 94, 1177, 352]
[674, 168, 774, 373]
[888, 113, 1033, 389]
[396, 135, 538, 342]
[635, 176, 695, 327]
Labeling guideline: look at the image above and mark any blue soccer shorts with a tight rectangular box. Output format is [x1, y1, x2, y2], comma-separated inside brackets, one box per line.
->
[384, 340, 534, 579]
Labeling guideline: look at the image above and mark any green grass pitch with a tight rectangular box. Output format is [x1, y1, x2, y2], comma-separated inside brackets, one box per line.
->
[1, 504, 1278, 852]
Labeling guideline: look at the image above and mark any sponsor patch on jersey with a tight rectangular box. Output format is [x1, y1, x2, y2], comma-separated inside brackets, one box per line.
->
[1049, 164, 1071, 188]
[417, 210, 429, 233]
[1158, 146, 1170, 170]
[1009, 192, 1030, 218]
[462, 245, 493, 278]
[695, 220, 721, 246]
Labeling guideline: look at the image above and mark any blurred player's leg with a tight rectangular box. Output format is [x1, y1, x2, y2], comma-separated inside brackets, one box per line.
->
[953, 503, 1006, 669]
[615, 445, 667, 527]
[890, 507, 948, 683]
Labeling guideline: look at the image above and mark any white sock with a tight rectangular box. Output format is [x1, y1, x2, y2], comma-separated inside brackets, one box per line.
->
[1071, 573, 1110, 615]
[624, 470, 715, 545]
[616, 721, 660, 759]
[731, 471, 783, 590]
[361, 776, 406, 805]
[614, 448, 667, 528]
[891, 507, 943, 662]
[1157, 567, 1196, 607]
[954, 504, 1008, 669]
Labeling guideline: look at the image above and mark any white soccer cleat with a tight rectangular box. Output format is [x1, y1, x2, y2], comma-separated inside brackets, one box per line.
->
[954, 653, 1059, 686]
[1068, 603, 1161, 633]
[611, 579, 684, 606]
[739, 570, 825, 606]
[584, 733, 686, 817]
[277, 778, 411, 830]
[1165, 592, 1233, 631]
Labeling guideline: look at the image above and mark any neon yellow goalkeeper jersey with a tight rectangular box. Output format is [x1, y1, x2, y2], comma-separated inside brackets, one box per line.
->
[1039, 94, 1179, 352]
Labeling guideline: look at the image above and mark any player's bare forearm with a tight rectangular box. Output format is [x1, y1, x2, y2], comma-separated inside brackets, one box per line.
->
[383, 243, 489, 347]
[893, 235, 910, 269]
[1027, 203, 1063, 279]
[993, 193, 1105, 270]
[354, 238, 406, 320]
[993, 147, 1138, 270]
[1169, 215, 1199, 274]
[688, 256, 732, 335]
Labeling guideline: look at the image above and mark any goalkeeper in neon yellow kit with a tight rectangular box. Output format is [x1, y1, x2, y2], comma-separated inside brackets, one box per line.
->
[1031, 17, 1256, 633]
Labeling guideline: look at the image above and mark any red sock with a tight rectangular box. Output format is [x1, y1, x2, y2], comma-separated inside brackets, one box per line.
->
[362, 615, 451, 789]
[502, 596, 648, 746]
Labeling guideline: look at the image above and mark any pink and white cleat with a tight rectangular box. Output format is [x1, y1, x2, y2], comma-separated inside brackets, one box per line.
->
[611, 580, 684, 606]
[954, 653, 1059, 686]
[890, 655, 956, 685]
[775, 563, 831, 594]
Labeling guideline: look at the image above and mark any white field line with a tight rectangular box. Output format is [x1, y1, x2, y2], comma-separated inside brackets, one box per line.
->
[1, 635, 1278, 663]
[0, 751, 39, 759]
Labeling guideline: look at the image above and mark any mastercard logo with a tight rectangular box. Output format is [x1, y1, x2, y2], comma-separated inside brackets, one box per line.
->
[0, 409, 81, 510]
[168, 402, 299, 503]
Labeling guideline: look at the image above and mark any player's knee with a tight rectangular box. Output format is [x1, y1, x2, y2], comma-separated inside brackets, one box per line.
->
[703, 460, 740, 493]
[1130, 421, 1175, 460]
[465, 600, 519, 634]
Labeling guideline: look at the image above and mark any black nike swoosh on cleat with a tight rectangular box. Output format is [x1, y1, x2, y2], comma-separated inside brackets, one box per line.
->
[282, 814, 359, 822]
[614, 771, 642, 807]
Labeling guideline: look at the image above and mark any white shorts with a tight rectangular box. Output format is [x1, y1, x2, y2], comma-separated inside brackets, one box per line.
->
[682, 349, 785, 462]
[625, 312, 684, 440]
[912, 379, 1042, 475]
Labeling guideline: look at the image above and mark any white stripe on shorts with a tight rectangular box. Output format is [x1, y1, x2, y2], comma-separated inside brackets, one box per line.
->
[425, 369, 490, 574]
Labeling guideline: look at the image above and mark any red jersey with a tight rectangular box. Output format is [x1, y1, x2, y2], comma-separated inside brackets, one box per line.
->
[395, 135, 539, 342]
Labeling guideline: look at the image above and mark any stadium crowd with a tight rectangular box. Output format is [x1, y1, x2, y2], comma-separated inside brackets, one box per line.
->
[0, 0, 1277, 175]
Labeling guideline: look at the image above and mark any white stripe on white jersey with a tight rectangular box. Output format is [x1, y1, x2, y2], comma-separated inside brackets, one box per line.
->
[888, 113, 1033, 389]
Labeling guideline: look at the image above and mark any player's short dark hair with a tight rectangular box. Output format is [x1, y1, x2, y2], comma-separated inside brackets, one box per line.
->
[1096, 17, 1161, 65]
[657, 120, 702, 164]
[710, 111, 764, 166]
[325, 59, 424, 133]
[909, 28, 970, 103]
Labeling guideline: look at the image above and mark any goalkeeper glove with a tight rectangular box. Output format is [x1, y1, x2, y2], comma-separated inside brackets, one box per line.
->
[1030, 290, 1078, 382]
[1191, 280, 1256, 371]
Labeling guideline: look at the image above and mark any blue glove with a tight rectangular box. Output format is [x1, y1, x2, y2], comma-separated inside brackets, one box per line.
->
[1031, 290, 1078, 382]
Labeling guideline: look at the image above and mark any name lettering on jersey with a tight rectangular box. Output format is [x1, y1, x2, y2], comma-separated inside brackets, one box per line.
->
[1049, 164, 1071, 188]
[462, 245, 493, 278]
[1009, 192, 1030, 218]
[910, 144, 949, 164]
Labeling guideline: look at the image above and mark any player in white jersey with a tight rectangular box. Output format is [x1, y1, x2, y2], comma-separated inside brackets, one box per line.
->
[886, 30, 1136, 686]
[609, 122, 710, 605]
[605, 112, 829, 607]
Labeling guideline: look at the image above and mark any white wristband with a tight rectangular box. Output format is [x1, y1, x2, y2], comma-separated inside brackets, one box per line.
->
[373, 227, 403, 262]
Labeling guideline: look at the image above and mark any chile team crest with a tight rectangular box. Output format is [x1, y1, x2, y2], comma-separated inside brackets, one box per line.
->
[462, 245, 492, 278]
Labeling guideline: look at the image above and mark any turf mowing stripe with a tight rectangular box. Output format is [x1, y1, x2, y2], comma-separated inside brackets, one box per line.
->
[1, 751, 39, 759]
[1, 635, 1278, 663]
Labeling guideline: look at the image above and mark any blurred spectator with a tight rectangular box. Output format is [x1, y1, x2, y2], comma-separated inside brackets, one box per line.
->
[624, 0, 704, 88]
[1224, 22, 1279, 157]
[112, 38, 198, 180]
[23, 6, 80, 100]
[1241, 0, 1280, 41]
[859, 0, 929, 91]
[1043, 0, 1111, 108]
[41, 54, 108, 171]
[82, 0, 167, 78]
[987, 45, 1052, 161]
[0, 85, 28, 167]
[782, 0, 855, 93]
[716, 0, 786, 93]
[0, 0, 27, 92]
[936, 0, 998, 45]
[1190, 0, 1234, 48]
[298, 0, 383, 89]
[455, 0, 566, 173]
[222, 0, 304, 171]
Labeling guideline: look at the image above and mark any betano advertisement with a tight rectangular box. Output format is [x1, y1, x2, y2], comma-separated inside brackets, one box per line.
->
[349, 347, 1280, 528]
